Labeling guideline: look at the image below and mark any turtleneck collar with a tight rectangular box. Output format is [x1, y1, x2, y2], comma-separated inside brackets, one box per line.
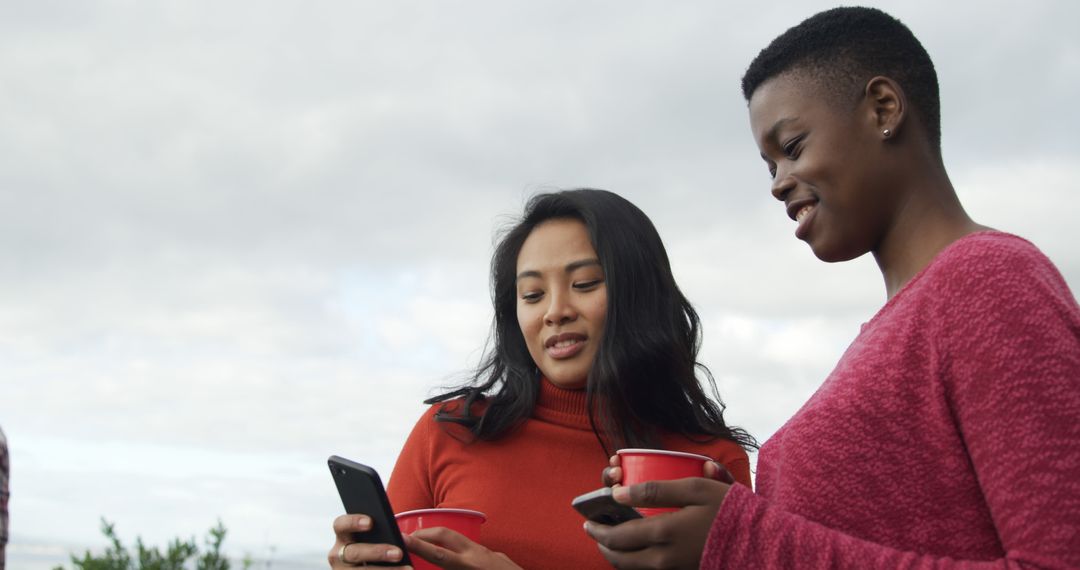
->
[533, 377, 595, 431]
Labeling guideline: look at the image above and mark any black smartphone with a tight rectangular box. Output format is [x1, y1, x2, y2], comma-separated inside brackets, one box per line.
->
[328, 455, 412, 567]
[571, 487, 643, 526]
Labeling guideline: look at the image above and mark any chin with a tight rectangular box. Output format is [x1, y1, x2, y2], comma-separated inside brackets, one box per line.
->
[545, 373, 588, 389]
[808, 239, 867, 263]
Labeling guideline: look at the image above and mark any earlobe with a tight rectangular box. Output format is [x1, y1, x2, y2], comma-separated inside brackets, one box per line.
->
[864, 76, 906, 138]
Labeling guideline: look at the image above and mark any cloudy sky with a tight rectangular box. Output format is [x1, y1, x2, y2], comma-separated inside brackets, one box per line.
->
[2, 1, 1077, 568]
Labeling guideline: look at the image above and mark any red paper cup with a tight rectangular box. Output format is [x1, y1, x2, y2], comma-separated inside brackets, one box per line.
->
[617, 448, 712, 516]
[396, 508, 486, 570]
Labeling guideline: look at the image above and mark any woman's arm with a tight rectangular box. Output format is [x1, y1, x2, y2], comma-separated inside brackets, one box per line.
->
[386, 406, 440, 512]
[587, 243, 1080, 569]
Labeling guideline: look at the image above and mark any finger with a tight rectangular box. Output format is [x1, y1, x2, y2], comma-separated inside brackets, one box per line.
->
[331, 541, 407, 566]
[596, 542, 663, 570]
[609, 454, 622, 467]
[332, 514, 372, 535]
[613, 477, 726, 508]
[409, 526, 474, 551]
[583, 518, 660, 553]
[404, 533, 464, 566]
[601, 465, 623, 487]
[703, 461, 735, 484]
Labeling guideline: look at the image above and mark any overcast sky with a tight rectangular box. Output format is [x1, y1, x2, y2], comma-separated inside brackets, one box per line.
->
[3, 1, 1077, 568]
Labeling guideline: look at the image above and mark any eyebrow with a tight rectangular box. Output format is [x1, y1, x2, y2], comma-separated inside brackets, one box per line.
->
[759, 117, 797, 161]
[516, 258, 601, 281]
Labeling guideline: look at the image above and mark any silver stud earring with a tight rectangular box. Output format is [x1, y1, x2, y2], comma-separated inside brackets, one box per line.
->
[882, 128, 892, 138]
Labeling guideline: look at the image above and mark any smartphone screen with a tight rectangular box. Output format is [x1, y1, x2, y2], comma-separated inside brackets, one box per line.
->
[328, 455, 412, 567]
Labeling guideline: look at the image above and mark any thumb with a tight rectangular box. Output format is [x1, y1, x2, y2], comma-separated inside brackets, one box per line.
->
[704, 460, 735, 484]
[613, 477, 724, 509]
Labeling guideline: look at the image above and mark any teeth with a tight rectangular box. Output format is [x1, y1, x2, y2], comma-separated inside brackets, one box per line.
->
[795, 205, 814, 222]
[553, 339, 580, 348]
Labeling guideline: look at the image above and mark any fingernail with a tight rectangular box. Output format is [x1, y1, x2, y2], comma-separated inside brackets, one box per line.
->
[356, 516, 371, 530]
[385, 547, 402, 561]
[612, 486, 629, 502]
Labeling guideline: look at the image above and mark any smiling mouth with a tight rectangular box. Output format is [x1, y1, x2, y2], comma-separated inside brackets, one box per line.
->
[545, 333, 586, 359]
[794, 203, 817, 240]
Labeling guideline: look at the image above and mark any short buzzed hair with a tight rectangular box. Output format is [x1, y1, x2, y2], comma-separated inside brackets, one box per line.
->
[741, 7, 941, 153]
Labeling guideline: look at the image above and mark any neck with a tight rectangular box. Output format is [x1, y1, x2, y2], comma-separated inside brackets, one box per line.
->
[872, 166, 988, 299]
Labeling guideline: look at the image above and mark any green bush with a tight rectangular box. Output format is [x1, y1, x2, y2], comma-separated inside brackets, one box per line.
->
[54, 518, 249, 570]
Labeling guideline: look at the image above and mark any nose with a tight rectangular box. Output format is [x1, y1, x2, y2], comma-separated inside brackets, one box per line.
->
[544, 290, 578, 326]
[771, 168, 795, 202]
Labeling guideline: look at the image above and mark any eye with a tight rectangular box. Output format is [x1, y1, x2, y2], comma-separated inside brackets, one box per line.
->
[573, 279, 603, 291]
[782, 135, 804, 159]
[761, 156, 777, 179]
[520, 291, 543, 303]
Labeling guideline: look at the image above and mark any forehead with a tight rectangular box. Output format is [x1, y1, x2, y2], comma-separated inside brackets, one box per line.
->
[517, 218, 597, 271]
[749, 72, 858, 143]
[748, 74, 815, 137]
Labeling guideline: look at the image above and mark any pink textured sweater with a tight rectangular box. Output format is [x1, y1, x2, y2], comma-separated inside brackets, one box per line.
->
[704, 232, 1080, 568]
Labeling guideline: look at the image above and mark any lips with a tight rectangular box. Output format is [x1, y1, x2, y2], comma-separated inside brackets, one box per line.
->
[544, 332, 587, 359]
[784, 196, 819, 240]
[785, 196, 818, 222]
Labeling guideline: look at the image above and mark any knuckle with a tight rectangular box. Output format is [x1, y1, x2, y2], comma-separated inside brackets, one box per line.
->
[332, 515, 348, 532]
[640, 481, 660, 504]
[432, 526, 452, 539]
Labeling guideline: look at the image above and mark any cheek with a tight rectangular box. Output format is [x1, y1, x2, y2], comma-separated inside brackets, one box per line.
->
[589, 295, 608, 336]
[516, 303, 541, 339]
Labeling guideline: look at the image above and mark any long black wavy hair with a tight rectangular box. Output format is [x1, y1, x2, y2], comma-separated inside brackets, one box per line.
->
[427, 189, 757, 455]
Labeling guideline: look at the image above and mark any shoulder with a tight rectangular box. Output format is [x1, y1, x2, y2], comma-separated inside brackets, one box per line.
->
[404, 399, 482, 445]
[927, 231, 1066, 290]
[910, 231, 1077, 315]
[919, 233, 1080, 386]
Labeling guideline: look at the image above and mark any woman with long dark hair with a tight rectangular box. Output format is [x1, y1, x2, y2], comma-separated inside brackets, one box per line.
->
[329, 189, 755, 569]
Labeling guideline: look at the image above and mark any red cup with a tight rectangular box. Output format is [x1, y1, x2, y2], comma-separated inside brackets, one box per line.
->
[395, 508, 486, 570]
[617, 448, 712, 516]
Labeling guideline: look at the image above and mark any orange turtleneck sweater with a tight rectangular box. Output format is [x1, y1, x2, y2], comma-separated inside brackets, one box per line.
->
[387, 379, 751, 569]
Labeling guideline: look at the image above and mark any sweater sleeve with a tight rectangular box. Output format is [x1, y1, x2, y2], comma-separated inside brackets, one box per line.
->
[386, 407, 439, 513]
[702, 240, 1080, 569]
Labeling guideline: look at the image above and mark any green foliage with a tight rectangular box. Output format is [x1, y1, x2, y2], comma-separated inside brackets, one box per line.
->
[54, 518, 248, 570]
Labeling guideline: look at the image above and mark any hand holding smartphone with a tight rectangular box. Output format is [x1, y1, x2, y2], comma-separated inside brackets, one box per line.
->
[571, 487, 643, 526]
[328, 455, 412, 567]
